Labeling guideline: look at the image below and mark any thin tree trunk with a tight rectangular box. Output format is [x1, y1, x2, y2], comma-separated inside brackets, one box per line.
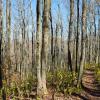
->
[0, 1, 6, 99]
[68, 0, 74, 71]
[36, 0, 42, 97]
[77, 0, 87, 87]
[29, 0, 35, 74]
[61, 22, 63, 69]
[0, 0, 2, 89]
[54, 24, 59, 69]
[50, 0, 54, 71]
[76, 0, 79, 72]
[93, 15, 97, 63]
[0, 0, 3, 89]
[96, 19, 100, 65]
[6, 0, 11, 86]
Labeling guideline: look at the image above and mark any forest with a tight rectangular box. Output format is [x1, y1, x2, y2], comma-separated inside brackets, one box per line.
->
[0, 0, 100, 100]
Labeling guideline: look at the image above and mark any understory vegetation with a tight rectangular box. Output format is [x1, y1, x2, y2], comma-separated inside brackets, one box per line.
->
[95, 64, 100, 83]
[0, 70, 82, 98]
[0, 63, 100, 99]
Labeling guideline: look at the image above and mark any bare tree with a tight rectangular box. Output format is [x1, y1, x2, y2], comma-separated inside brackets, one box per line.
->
[29, 0, 35, 72]
[6, 0, 11, 85]
[0, 0, 2, 89]
[68, 0, 74, 71]
[36, 0, 42, 97]
[77, 0, 87, 87]
[50, 0, 54, 71]
[41, 0, 51, 94]
[76, 0, 80, 72]
[0, 1, 6, 99]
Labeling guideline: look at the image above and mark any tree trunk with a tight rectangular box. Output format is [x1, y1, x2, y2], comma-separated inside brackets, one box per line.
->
[36, 0, 42, 97]
[6, 0, 11, 86]
[50, 0, 54, 71]
[41, 0, 51, 94]
[68, 0, 74, 71]
[76, 0, 79, 72]
[0, 1, 6, 99]
[0, 0, 2, 90]
[77, 0, 87, 87]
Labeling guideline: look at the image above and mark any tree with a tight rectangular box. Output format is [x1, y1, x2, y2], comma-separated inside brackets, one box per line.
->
[76, 0, 80, 72]
[68, 0, 74, 71]
[96, 6, 100, 65]
[0, 0, 2, 89]
[36, 0, 42, 97]
[29, 0, 35, 72]
[6, 0, 11, 85]
[77, 0, 87, 87]
[41, 0, 51, 94]
[0, 1, 6, 99]
[50, 0, 54, 71]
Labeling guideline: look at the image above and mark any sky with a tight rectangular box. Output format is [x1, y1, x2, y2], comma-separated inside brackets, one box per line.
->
[2, 0, 100, 40]
[11, 0, 69, 38]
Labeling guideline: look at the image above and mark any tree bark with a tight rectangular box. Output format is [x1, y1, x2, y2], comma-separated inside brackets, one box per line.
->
[0, 0, 2, 89]
[36, 0, 42, 97]
[41, 0, 51, 94]
[77, 0, 87, 87]
[0, 1, 6, 99]
[68, 0, 74, 71]
[6, 0, 11, 86]
[76, 0, 79, 72]
[50, 0, 54, 71]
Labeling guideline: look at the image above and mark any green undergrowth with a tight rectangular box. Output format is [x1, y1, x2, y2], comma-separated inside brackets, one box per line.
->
[95, 64, 100, 83]
[84, 63, 97, 70]
[0, 69, 84, 98]
[0, 74, 37, 99]
[47, 69, 82, 95]
[84, 63, 100, 84]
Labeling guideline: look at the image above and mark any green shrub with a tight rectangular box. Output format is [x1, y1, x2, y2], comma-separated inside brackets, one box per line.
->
[95, 64, 100, 82]
[84, 63, 96, 70]
[0, 74, 37, 98]
[47, 70, 80, 95]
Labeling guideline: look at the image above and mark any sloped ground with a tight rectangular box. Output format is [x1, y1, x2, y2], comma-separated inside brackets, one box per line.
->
[5, 68, 100, 100]
[81, 68, 100, 100]
[43, 68, 100, 100]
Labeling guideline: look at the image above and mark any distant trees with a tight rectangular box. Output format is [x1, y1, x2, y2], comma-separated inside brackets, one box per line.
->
[13, 0, 23, 75]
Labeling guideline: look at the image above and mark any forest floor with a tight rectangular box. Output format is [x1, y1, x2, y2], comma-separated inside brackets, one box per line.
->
[6, 67, 100, 100]
[43, 67, 100, 100]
